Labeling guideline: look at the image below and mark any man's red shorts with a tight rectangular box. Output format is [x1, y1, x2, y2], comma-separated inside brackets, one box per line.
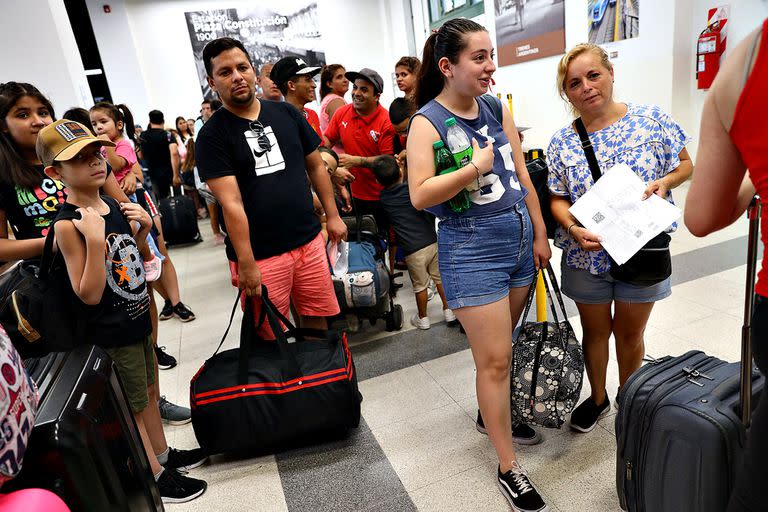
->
[230, 232, 339, 337]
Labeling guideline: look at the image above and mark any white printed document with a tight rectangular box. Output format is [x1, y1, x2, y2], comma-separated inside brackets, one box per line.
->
[568, 164, 681, 265]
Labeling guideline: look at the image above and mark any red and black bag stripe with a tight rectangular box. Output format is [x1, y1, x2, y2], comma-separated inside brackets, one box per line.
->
[191, 332, 355, 409]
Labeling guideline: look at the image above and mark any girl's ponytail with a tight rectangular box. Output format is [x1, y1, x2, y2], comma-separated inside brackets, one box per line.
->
[414, 33, 442, 108]
[116, 104, 135, 142]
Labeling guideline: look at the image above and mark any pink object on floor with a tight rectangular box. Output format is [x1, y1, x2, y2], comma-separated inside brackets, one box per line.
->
[0, 489, 70, 511]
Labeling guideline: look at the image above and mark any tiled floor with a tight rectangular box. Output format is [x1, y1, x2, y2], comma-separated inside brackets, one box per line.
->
[157, 182, 753, 511]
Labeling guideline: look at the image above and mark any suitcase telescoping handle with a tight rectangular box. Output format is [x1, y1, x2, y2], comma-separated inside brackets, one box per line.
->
[741, 195, 761, 427]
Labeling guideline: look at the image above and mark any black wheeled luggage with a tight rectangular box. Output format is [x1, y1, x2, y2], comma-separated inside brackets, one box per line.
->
[616, 197, 765, 512]
[8, 345, 163, 511]
[158, 187, 202, 246]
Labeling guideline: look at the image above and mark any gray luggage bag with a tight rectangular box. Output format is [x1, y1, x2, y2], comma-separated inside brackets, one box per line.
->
[616, 196, 765, 512]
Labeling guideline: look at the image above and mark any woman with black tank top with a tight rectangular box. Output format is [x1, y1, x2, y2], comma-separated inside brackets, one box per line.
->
[685, 19, 767, 512]
[407, 19, 551, 512]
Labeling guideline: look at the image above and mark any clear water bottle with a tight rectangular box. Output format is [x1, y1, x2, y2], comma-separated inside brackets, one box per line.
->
[445, 117, 473, 167]
[434, 140, 470, 214]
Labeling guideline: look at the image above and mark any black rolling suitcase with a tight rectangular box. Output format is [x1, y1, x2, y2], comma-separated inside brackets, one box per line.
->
[616, 197, 765, 512]
[7, 345, 163, 511]
[158, 187, 202, 246]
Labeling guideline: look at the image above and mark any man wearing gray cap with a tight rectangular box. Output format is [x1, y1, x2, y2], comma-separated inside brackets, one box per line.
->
[323, 68, 396, 233]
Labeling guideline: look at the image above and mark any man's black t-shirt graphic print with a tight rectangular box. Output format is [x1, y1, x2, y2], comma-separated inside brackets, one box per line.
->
[196, 100, 322, 260]
[245, 121, 286, 176]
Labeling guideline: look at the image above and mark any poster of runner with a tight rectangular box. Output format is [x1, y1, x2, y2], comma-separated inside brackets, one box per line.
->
[495, 0, 566, 66]
[184, 2, 325, 99]
[588, 0, 640, 44]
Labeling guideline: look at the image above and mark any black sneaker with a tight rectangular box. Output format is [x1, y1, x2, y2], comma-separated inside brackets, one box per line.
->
[173, 302, 196, 322]
[154, 346, 177, 370]
[569, 393, 610, 433]
[159, 300, 174, 321]
[162, 447, 208, 472]
[476, 411, 542, 445]
[497, 463, 548, 512]
[157, 468, 207, 504]
[512, 423, 542, 446]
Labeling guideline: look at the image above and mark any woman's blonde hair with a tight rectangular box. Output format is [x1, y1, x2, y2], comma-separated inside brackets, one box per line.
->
[556, 43, 613, 103]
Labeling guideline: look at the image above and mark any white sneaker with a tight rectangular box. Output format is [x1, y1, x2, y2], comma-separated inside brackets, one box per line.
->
[443, 308, 457, 323]
[410, 314, 430, 330]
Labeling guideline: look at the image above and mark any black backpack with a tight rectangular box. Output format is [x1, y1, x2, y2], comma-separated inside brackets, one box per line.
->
[0, 209, 88, 358]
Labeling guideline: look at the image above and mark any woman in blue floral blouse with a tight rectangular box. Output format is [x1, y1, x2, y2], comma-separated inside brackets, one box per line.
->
[547, 44, 693, 433]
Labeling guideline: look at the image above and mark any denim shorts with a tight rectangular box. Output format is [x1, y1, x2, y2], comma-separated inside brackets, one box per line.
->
[560, 259, 671, 304]
[437, 203, 535, 310]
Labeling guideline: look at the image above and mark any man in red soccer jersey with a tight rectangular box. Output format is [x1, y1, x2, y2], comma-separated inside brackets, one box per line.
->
[323, 68, 396, 233]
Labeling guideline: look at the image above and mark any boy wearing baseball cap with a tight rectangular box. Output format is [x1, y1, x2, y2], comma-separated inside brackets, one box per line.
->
[37, 119, 208, 503]
[271, 56, 323, 137]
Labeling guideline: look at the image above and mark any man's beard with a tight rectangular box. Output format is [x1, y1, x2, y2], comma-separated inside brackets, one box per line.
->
[230, 87, 254, 105]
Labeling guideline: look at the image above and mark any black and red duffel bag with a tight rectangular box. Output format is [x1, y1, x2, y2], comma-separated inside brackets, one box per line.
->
[190, 288, 362, 455]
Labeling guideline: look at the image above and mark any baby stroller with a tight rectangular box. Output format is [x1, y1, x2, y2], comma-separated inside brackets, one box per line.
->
[330, 211, 403, 332]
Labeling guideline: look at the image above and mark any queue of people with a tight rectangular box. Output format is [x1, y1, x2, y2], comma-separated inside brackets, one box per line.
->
[0, 13, 766, 512]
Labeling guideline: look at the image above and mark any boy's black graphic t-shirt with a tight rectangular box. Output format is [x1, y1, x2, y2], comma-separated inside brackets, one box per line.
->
[196, 100, 321, 260]
[56, 197, 151, 347]
[0, 166, 67, 239]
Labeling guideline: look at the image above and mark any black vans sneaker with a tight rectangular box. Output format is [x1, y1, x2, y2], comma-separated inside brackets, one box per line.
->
[497, 463, 548, 512]
[159, 300, 174, 321]
[154, 346, 177, 370]
[173, 302, 196, 322]
[157, 468, 207, 503]
[476, 411, 542, 445]
[162, 447, 208, 472]
[569, 393, 610, 433]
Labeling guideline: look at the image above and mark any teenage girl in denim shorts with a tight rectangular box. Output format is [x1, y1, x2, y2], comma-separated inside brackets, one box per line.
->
[407, 19, 552, 512]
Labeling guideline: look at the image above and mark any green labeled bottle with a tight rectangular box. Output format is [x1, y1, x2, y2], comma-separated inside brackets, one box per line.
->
[445, 117, 473, 169]
[434, 140, 471, 213]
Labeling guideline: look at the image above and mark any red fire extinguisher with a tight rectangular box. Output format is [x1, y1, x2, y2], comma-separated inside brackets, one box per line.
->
[697, 20, 724, 90]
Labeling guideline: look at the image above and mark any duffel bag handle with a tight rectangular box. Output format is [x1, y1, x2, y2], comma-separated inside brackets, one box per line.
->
[237, 287, 304, 383]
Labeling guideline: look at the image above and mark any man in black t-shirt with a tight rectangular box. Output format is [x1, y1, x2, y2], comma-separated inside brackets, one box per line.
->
[139, 110, 179, 201]
[196, 37, 346, 333]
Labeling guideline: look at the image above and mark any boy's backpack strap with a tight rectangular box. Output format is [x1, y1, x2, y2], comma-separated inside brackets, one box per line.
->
[40, 207, 81, 279]
[479, 94, 503, 124]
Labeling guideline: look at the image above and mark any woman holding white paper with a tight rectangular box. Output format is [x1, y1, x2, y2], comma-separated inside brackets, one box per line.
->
[546, 43, 693, 433]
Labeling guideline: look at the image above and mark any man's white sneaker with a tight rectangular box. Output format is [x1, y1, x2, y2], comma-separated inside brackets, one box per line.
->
[410, 314, 430, 330]
[443, 308, 457, 323]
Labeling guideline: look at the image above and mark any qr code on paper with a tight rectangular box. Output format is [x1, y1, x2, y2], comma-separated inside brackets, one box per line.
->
[592, 212, 605, 224]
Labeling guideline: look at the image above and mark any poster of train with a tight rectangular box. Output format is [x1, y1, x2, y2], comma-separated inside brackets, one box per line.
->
[588, 0, 640, 44]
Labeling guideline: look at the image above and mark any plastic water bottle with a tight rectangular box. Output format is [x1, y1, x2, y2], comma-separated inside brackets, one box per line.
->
[445, 117, 473, 168]
[445, 117, 479, 192]
[434, 140, 470, 214]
